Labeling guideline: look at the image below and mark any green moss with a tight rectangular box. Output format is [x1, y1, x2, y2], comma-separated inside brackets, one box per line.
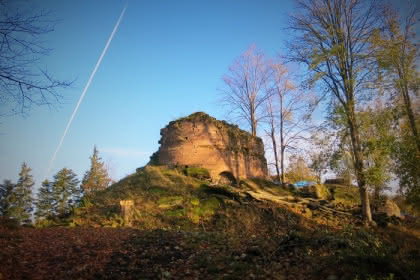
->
[188, 197, 220, 223]
[165, 208, 185, 217]
[190, 197, 200, 206]
[158, 196, 184, 209]
[184, 167, 211, 180]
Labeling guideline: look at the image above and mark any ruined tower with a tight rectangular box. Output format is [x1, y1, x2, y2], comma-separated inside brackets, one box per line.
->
[149, 112, 268, 181]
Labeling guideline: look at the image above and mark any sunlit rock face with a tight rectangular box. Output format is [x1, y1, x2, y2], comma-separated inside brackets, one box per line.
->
[149, 112, 267, 181]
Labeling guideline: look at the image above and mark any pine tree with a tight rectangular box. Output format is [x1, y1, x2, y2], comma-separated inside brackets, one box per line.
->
[0, 179, 15, 217]
[81, 146, 111, 193]
[52, 168, 81, 218]
[8, 163, 34, 225]
[34, 179, 54, 221]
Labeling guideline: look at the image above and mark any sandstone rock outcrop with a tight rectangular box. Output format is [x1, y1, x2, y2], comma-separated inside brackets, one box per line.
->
[149, 112, 268, 181]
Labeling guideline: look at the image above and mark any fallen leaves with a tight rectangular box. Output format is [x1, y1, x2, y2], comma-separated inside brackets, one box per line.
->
[1, 226, 418, 279]
[0, 227, 296, 280]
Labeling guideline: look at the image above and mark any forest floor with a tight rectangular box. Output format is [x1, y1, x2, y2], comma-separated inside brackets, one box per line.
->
[1, 224, 419, 280]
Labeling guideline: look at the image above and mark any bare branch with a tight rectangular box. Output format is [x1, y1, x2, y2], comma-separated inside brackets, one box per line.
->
[218, 45, 273, 137]
[0, 1, 73, 116]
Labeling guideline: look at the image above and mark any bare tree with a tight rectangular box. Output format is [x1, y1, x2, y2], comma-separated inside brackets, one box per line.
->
[265, 90, 281, 182]
[0, 1, 72, 116]
[220, 45, 272, 137]
[266, 61, 314, 184]
[285, 0, 384, 223]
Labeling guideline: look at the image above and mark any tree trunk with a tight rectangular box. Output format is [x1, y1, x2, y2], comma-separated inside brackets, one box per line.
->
[280, 93, 285, 184]
[250, 107, 257, 137]
[280, 147, 285, 184]
[271, 127, 281, 182]
[359, 186, 372, 223]
[401, 83, 420, 152]
[394, 47, 420, 151]
[347, 108, 372, 223]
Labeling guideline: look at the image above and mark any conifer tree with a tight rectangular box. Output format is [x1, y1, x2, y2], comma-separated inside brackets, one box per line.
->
[8, 163, 34, 225]
[81, 146, 111, 193]
[52, 168, 81, 217]
[0, 179, 15, 217]
[34, 179, 54, 220]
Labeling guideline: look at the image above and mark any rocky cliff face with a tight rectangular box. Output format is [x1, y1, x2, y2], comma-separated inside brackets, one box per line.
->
[149, 112, 267, 181]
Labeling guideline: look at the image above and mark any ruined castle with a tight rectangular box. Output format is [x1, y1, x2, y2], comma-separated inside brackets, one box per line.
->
[149, 112, 268, 181]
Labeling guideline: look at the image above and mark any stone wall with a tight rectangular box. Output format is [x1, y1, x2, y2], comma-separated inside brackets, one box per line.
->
[149, 112, 268, 181]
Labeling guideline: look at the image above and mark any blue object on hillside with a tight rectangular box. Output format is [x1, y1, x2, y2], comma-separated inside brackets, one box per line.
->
[294, 181, 316, 187]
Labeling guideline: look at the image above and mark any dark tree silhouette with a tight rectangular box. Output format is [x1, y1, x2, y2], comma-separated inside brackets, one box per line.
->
[0, 1, 72, 116]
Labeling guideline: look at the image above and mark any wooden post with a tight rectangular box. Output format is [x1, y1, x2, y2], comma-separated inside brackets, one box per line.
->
[119, 200, 134, 226]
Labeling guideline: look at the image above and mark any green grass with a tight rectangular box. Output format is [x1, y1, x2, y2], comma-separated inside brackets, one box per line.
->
[70, 166, 243, 230]
[70, 166, 367, 233]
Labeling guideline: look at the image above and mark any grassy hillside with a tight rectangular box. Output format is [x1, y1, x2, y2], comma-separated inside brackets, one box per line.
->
[69, 165, 363, 233]
[2, 166, 419, 280]
[70, 165, 299, 236]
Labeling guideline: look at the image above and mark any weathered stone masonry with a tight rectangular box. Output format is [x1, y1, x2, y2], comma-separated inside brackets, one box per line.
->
[149, 112, 268, 181]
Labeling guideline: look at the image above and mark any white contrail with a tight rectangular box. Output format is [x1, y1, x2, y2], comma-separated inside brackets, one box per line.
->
[45, 4, 127, 178]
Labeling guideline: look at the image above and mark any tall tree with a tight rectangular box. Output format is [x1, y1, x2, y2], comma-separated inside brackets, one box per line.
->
[286, 0, 383, 222]
[0, 1, 72, 116]
[0, 179, 15, 217]
[370, 4, 420, 209]
[265, 90, 281, 182]
[7, 163, 34, 225]
[34, 179, 54, 221]
[220, 45, 272, 137]
[371, 4, 420, 152]
[81, 146, 111, 193]
[52, 168, 80, 217]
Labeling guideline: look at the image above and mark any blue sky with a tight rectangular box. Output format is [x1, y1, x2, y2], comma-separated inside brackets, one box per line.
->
[1, 0, 414, 190]
[0, 0, 295, 186]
